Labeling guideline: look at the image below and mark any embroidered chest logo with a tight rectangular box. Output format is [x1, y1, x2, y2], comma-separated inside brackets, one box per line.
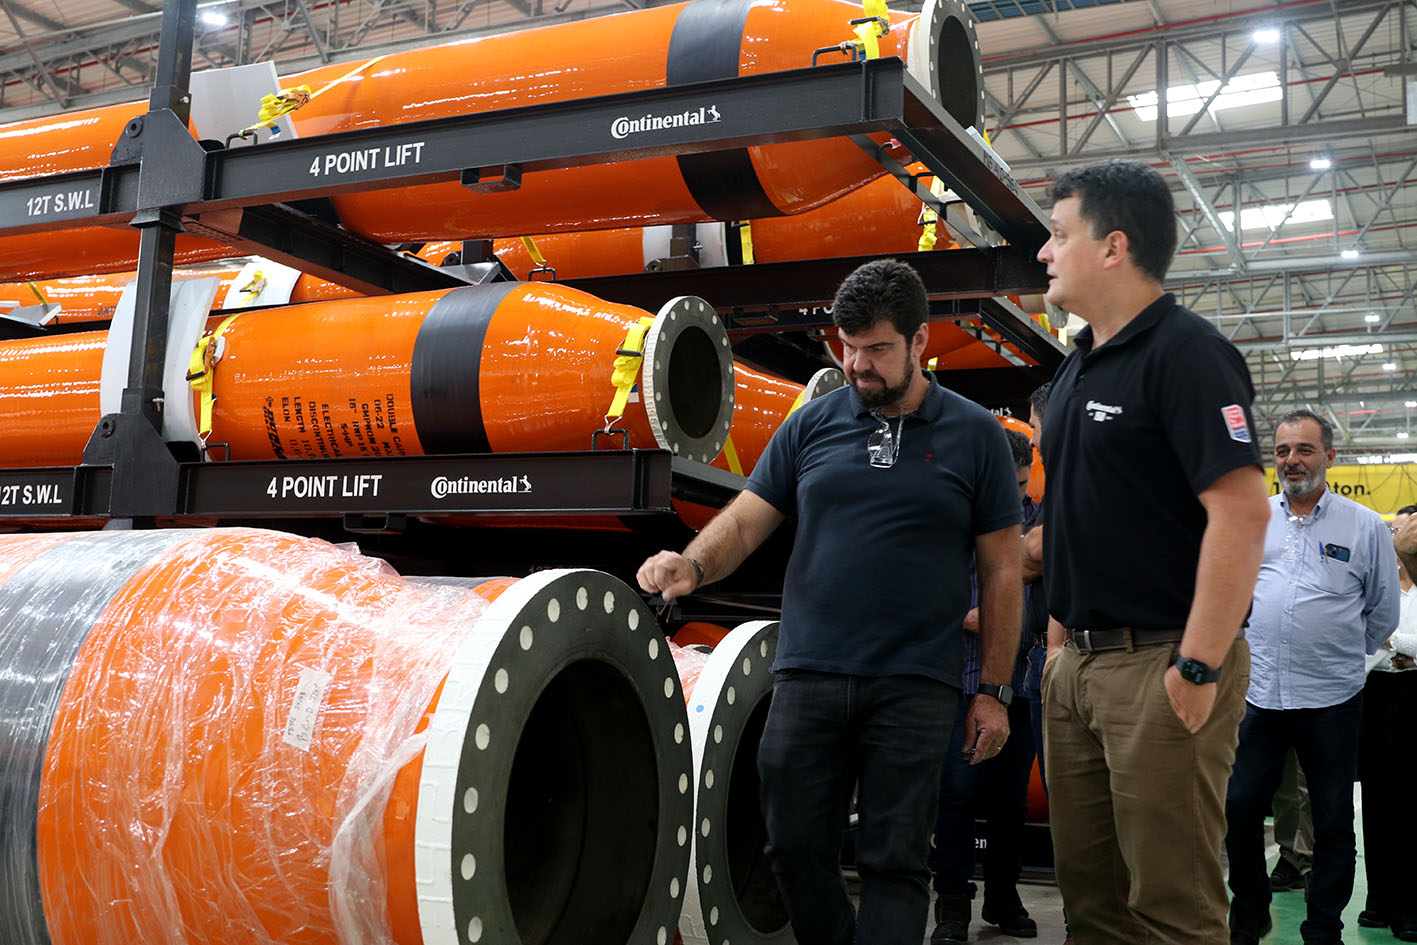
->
[1085, 400, 1123, 422]
[1221, 404, 1252, 443]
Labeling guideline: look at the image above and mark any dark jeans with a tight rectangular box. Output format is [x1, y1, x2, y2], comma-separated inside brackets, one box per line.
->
[933, 693, 1034, 901]
[1359, 671, 1417, 926]
[1224, 693, 1364, 942]
[1027, 643, 1047, 791]
[758, 670, 958, 945]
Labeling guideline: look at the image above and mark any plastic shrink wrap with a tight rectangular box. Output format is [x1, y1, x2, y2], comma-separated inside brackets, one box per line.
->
[0, 528, 692, 945]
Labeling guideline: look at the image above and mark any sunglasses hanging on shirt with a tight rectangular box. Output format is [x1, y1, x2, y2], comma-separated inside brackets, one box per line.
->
[866, 411, 905, 468]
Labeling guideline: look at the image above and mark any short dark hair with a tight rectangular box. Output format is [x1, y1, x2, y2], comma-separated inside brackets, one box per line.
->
[1277, 408, 1334, 451]
[1005, 428, 1033, 469]
[831, 259, 928, 339]
[1029, 381, 1052, 422]
[1396, 505, 1417, 517]
[1048, 160, 1177, 282]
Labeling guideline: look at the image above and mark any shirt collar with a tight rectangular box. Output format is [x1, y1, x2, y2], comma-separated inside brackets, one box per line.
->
[1278, 486, 1329, 520]
[1073, 293, 1176, 356]
[851, 370, 946, 421]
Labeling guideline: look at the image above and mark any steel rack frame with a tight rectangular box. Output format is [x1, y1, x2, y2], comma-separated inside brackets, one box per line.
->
[0, 0, 1060, 536]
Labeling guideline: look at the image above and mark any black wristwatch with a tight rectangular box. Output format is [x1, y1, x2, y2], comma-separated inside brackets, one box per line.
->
[977, 683, 1013, 706]
[1175, 656, 1222, 685]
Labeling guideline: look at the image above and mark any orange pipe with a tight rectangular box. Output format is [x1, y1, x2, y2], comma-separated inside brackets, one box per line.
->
[493, 165, 954, 280]
[0, 266, 362, 324]
[0, 282, 733, 467]
[0, 528, 689, 945]
[713, 363, 842, 476]
[0, 0, 981, 280]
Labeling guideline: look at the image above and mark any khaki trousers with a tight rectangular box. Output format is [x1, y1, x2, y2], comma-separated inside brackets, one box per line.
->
[1043, 638, 1249, 945]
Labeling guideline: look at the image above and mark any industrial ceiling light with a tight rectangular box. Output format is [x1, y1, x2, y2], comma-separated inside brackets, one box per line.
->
[1253, 27, 1280, 43]
[1406, 401, 1417, 408]
[1399, 431, 1411, 439]
[1341, 249, 1360, 260]
[200, 9, 228, 26]
[1383, 362, 1398, 371]
[1365, 313, 1381, 323]
[1310, 156, 1332, 170]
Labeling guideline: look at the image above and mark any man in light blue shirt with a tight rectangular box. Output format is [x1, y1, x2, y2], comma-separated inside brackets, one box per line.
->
[1225, 409, 1400, 945]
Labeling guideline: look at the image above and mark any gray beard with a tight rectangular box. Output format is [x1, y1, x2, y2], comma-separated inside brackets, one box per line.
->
[1282, 467, 1323, 498]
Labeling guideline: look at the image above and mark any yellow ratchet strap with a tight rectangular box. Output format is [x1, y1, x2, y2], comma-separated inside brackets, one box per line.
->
[853, 0, 890, 59]
[721, 434, 744, 475]
[236, 56, 388, 139]
[186, 313, 241, 441]
[26, 282, 47, 304]
[521, 236, 548, 268]
[237, 85, 311, 138]
[606, 316, 657, 422]
[237, 269, 267, 300]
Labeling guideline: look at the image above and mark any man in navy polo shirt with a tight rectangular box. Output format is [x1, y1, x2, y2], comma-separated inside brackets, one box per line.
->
[638, 259, 1024, 945]
[1035, 160, 1270, 944]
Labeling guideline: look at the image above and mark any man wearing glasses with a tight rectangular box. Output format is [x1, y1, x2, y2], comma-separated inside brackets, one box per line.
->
[637, 258, 1024, 945]
[1224, 410, 1398, 945]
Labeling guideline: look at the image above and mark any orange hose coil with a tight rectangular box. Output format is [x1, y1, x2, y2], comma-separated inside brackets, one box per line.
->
[0, 528, 693, 945]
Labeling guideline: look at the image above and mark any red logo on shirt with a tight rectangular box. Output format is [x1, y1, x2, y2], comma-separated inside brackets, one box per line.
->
[1222, 404, 1252, 443]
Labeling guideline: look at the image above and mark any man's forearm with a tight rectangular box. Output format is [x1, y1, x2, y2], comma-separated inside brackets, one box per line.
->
[976, 564, 1023, 686]
[680, 494, 774, 585]
[1184, 509, 1265, 667]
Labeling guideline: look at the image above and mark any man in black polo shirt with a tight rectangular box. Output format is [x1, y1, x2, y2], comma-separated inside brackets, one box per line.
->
[638, 259, 1024, 945]
[1035, 160, 1270, 944]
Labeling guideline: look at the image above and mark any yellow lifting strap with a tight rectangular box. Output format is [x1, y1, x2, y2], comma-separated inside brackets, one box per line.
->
[853, 0, 890, 59]
[605, 316, 657, 422]
[738, 221, 755, 265]
[186, 313, 241, 441]
[236, 56, 388, 139]
[721, 434, 743, 475]
[237, 85, 311, 138]
[26, 282, 47, 305]
[521, 236, 548, 268]
[917, 175, 948, 252]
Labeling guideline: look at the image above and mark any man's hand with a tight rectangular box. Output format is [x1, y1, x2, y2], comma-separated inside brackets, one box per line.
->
[1163, 665, 1216, 734]
[961, 692, 1010, 764]
[636, 551, 698, 602]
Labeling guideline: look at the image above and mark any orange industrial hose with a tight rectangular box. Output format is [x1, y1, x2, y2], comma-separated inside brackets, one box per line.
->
[0, 282, 734, 467]
[0, 528, 692, 945]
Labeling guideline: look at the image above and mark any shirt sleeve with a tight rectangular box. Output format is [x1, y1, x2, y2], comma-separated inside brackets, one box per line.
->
[743, 409, 800, 517]
[1361, 515, 1402, 652]
[973, 417, 1024, 535]
[1152, 332, 1264, 495]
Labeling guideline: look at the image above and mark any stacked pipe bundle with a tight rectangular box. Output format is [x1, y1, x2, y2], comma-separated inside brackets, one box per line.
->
[0, 0, 982, 282]
[0, 527, 694, 945]
[0, 282, 734, 467]
[670, 622, 789, 945]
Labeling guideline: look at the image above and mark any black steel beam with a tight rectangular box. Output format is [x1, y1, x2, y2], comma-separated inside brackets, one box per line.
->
[190, 203, 475, 295]
[0, 450, 683, 520]
[565, 246, 1049, 312]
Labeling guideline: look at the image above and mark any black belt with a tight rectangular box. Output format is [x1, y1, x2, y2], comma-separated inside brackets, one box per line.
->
[1065, 627, 1184, 655]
